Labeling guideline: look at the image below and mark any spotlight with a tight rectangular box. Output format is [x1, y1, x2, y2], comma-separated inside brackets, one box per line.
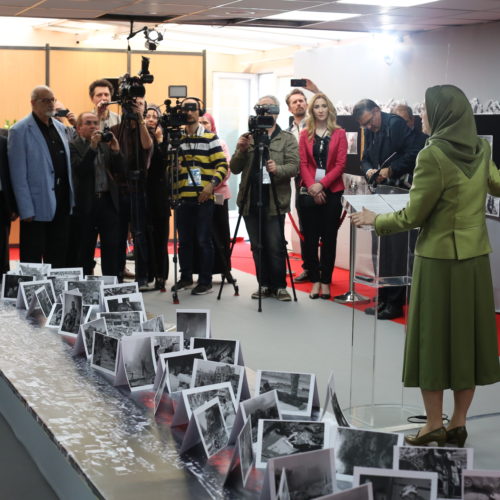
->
[144, 28, 163, 50]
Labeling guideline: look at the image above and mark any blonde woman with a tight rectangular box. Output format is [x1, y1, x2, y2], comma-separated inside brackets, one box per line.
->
[298, 93, 347, 299]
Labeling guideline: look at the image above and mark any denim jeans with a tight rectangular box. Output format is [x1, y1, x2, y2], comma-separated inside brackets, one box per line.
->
[177, 199, 214, 286]
[244, 213, 286, 290]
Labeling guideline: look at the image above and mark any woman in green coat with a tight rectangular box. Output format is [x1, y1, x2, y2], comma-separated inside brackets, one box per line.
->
[352, 84, 500, 447]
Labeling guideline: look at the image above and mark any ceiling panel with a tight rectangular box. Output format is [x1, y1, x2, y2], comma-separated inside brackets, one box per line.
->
[111, 3, 208, 16]
[386, 6, 469, 17]
[426, 0, 500, 10]
[229, 0, 327, 10]
[18, 8, 108, 18]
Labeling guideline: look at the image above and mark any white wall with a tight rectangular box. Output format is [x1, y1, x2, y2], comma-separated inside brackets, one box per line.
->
[294, 20, 500, 108]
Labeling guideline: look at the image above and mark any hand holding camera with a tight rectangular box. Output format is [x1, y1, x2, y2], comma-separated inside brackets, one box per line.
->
[237, 133, 253, 153]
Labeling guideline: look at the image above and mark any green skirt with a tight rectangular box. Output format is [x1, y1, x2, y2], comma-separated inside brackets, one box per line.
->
[403, 254, 500, 391]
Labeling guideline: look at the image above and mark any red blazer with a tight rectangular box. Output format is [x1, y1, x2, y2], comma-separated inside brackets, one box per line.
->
[299, 127, 347, 193]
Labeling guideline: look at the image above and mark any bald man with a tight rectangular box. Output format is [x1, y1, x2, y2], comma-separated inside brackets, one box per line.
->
[7, 85, 74, 266]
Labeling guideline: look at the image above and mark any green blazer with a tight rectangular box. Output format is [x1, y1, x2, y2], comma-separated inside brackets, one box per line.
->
[375, 140, 500, 260]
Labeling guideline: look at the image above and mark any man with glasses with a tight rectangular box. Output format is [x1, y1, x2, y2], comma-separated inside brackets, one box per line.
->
[8, 85, 75, 266]
[352, 98, 421, 319]
[70, 112, 123, 277]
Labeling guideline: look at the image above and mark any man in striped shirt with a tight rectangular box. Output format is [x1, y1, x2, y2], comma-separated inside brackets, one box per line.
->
[171, 98, 228, 295]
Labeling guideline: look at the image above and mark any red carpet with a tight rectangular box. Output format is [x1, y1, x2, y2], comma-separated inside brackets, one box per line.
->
[8, 241, 500, 351]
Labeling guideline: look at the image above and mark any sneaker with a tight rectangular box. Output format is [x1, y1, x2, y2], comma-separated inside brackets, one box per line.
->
[191, 283, 213, 295]
[294, 270, 310, 283]
[171, 279, 194, 292]
[138, 281, 154, 292]
[251, 287, 272, 299]
[274, 288, 292, 301]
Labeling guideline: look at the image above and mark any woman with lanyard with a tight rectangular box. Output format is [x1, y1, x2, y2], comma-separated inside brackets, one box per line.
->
[298, 93, 347, 299]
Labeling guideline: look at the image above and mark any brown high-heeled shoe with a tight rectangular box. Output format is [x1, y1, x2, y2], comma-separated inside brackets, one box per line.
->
[446, 426, 467, 447]
[404, 427, 447, 447]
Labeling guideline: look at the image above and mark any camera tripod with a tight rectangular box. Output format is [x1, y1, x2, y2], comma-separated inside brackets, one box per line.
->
[219, 130, 297, 311]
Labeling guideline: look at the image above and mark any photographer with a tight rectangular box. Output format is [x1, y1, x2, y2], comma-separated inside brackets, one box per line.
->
[70, 112, 123, 277]
[230, 95, 299, 302]
[89, 79, 121, 130]
[171, 98, 228, 296]
[111, 97, 153, 288]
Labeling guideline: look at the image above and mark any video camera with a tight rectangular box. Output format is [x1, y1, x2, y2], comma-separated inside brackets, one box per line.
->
[159, 86, 190, 148]
[248, 103, 279, 134]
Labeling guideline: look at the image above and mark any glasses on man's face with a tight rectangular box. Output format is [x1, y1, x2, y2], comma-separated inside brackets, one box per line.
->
[359, 111, 377, 129]
[38, 97, 56, 104]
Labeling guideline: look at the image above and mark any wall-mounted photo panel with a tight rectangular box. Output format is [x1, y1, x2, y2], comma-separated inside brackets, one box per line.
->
[102, 282, 139, 297]
[191, 358, 246, 403]
[255, 370, 317, 418]
[66, 280, 103, 306]
[121, 335, 156, 392]
[395, 446, 473, 500]
[261, 448, 336, 500]
[46, 303, 63, 329]
[255, 419, 330, 469]
[190, 337, 240, 365]
[353, 467, 438, 500]
[35, 286, 53, 318]
[151, 333, 183, 366]
[462, 469, 500, 500]
[91, 331, 119, 376]
[59, 291, 83, 337]
[159, 348, 207, 393]
[80, 318, 108, 359]
[97, 311, 142, 338]
[142, 315, 166, 332]
[1, 274, 33, 302]
[176, 309, 210, 348]
[104, 293, 145, 321]
[85, 275, 118, 285]
[175, 381, 237, 432]
[334, 427, 403, 480]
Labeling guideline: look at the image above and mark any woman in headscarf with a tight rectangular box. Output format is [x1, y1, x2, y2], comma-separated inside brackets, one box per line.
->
[352, 85, 500, 447]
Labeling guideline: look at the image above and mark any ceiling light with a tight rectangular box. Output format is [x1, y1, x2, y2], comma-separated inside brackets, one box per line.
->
[265, 11, 359, 22]
[336, 0, 438, 7]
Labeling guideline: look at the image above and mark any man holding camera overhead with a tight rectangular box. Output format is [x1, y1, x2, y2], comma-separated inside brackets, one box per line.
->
[171, 97, 228, 296]
[230, 95, 299, 302]
[89, 79, 121, 130]
[70, 111, 123, 277]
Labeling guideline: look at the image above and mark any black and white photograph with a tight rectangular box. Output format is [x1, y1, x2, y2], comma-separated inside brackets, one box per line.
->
[267, 448, 336, 500]
[121, 336, 156, 391]
[48, 267, 83, 279]
[151, 333, 183, 364]
[46, 303, 63, 329]
[102, 282, 139, 297]
[18, 262, 51, 280]
[183, 382, 237, 431]
[48, 276, 71, 299]
[277, 470, 290, 500]
[256, 419, 330, 469]
[59, 291, 83, 336]
[20, 279, 55, 309]
[190, 337, 239, 364]
[35, 286, 53, 317]
[238, 417, 254, 487]
[463, 469, 500, 500]
[193, 397, 229, 458]
[241, 390, 282, 443]
[346, 131, 359, 155]
[98, 311, 142, 338]
[192, 358, 245, 402]
[176, 309, 210, 348]
[485, 194, 499, 216]
[396, 446, 473, 500]
[160, 349, 207, 392]
[1, 274, 33, 302]
[154, 361, 169, 414]
[66, 280, 102, 306]
[80, 318, 108, 358]
[353, 467, 438, 500]
[91, 331, 119, 376]
[104, 292, 145, 321]
[334, 427, 402, 477]
[142, 315, 166, 332]
[85, 275, 117, 285]
[314, 483, 374, 500]
[256, 370, 316, 417]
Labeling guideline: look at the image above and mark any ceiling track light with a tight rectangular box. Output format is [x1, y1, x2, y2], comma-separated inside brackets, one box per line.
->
[126, 21, 164, 51]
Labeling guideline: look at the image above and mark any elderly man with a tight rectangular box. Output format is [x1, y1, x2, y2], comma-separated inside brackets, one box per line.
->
[231, 95, 299, 301]
[8, 85, 74, 266]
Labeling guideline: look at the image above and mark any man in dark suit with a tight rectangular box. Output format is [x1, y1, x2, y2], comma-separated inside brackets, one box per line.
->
[0, 134, 18, 275]
[8, 85, 74, 266]
[70, 112, 123, 277]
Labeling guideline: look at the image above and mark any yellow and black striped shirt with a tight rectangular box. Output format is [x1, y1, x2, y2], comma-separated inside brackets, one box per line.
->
[174, 125, 228, 199]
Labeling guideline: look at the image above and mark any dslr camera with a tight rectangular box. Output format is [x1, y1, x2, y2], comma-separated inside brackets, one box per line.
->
[248, 103, 279, 133]
[100, 126, 113, 143]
